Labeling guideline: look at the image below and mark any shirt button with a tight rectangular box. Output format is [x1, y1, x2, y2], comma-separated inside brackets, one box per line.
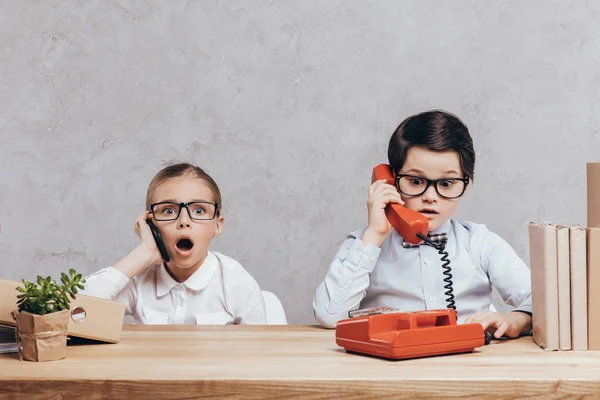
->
[424, 259, 430, 265]
[428, 296, 435, 302]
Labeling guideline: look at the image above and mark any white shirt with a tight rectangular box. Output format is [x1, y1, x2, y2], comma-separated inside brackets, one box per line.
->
[82, 251, 266, 325]
[313, 219, 532, 328]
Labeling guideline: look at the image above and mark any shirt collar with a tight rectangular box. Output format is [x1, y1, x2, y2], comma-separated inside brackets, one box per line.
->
[156, 251, 219, 297]
[430, 218, 452, 236]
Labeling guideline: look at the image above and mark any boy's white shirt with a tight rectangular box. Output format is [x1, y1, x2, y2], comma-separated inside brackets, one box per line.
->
[313, 218, 532, 328]
[82, 251, 267, 325]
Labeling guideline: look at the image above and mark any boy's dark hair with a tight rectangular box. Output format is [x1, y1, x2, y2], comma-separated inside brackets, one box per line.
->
[387, 110, 475, 180]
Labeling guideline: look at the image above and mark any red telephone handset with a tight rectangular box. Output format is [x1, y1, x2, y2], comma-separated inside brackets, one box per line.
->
[372, 164, 428, 245]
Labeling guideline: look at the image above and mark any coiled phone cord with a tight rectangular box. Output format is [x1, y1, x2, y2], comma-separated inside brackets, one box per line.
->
[416, 232, 492, 345]
[416, 233, 456, 311]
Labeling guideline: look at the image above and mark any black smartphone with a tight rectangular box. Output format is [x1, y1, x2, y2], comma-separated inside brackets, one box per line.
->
[145, 218, 170, 263]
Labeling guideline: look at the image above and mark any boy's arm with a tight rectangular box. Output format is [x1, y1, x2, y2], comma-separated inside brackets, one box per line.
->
[479, 228, 532, 332]
[313, 231, 381, 328]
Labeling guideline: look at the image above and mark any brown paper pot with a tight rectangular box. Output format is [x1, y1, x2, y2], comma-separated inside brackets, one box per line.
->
[13, 309, 69, 362]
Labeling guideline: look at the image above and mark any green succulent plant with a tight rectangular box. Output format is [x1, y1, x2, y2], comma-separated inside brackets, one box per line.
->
[16, 269, 86, 315]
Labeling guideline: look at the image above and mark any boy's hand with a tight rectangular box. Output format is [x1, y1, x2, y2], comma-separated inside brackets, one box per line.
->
[464, 311, 532, 339]
[362, 179, 405, 247]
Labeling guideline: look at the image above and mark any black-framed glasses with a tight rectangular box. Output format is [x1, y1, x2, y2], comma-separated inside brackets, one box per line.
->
[150, 201, 220, 221]
[395, 174, 469, 199]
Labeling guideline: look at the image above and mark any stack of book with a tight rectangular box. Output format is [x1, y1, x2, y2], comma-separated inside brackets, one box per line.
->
[529, 162, 600, 351]
[0, 325, 17, 354]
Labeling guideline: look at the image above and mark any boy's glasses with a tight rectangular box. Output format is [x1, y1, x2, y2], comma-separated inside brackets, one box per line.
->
[150, 201, 220, 221]
[395, 175, 469, 199]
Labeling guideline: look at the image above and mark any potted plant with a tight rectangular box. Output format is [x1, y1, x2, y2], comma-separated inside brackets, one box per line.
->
[12, 269, 85, 362]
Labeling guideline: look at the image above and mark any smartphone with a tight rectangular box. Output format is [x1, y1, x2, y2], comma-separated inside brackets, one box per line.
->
[146, 218, 170, 263]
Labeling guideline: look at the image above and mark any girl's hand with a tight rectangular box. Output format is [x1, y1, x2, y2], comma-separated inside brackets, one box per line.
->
[134, 211, 163, 267]
[113, 211, 164, 279]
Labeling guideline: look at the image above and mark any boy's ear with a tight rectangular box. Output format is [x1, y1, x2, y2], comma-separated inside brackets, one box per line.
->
[453, 179, 471, 201]
[464, 180, 472, 196]
[213, 216, 224, 237]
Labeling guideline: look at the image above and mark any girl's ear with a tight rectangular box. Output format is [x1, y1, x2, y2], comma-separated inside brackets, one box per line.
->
[213, 215, 224, 238]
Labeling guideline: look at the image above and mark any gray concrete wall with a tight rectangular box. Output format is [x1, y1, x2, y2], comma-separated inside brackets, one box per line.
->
[1, 0, 599, 323]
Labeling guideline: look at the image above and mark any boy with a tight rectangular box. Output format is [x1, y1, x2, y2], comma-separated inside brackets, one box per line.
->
[313, 110, 532, 339]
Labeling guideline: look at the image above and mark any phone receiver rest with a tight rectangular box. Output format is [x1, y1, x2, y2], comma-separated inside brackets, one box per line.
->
[335, 308, 487, 360]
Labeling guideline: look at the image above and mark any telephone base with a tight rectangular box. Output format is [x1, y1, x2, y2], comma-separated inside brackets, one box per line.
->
[335, 308, 486, 360]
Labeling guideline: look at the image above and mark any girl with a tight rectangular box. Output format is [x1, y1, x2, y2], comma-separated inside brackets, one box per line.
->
[83, 163, 266, 325]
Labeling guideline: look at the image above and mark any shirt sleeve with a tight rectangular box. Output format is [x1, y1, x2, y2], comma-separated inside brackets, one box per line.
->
[236, 285, 267, 324]
[81, 266, 137, 316]
[222, 259, 267, 325]
[313, 230, 382, 328]
[475, 226, 533, 315]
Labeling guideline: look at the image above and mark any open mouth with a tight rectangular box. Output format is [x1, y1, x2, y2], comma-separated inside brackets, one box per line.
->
[176, 238, 194, 252]
[420, 209, 439, 215]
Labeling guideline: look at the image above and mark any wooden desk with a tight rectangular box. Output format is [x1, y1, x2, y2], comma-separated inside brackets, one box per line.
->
[1, 325, 600, 399]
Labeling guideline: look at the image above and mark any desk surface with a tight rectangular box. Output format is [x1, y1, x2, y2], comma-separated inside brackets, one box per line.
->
[1, 325, 600, 399]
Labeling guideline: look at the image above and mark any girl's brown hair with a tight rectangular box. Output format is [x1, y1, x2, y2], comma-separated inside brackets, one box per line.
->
[145, 163, 222, 215]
